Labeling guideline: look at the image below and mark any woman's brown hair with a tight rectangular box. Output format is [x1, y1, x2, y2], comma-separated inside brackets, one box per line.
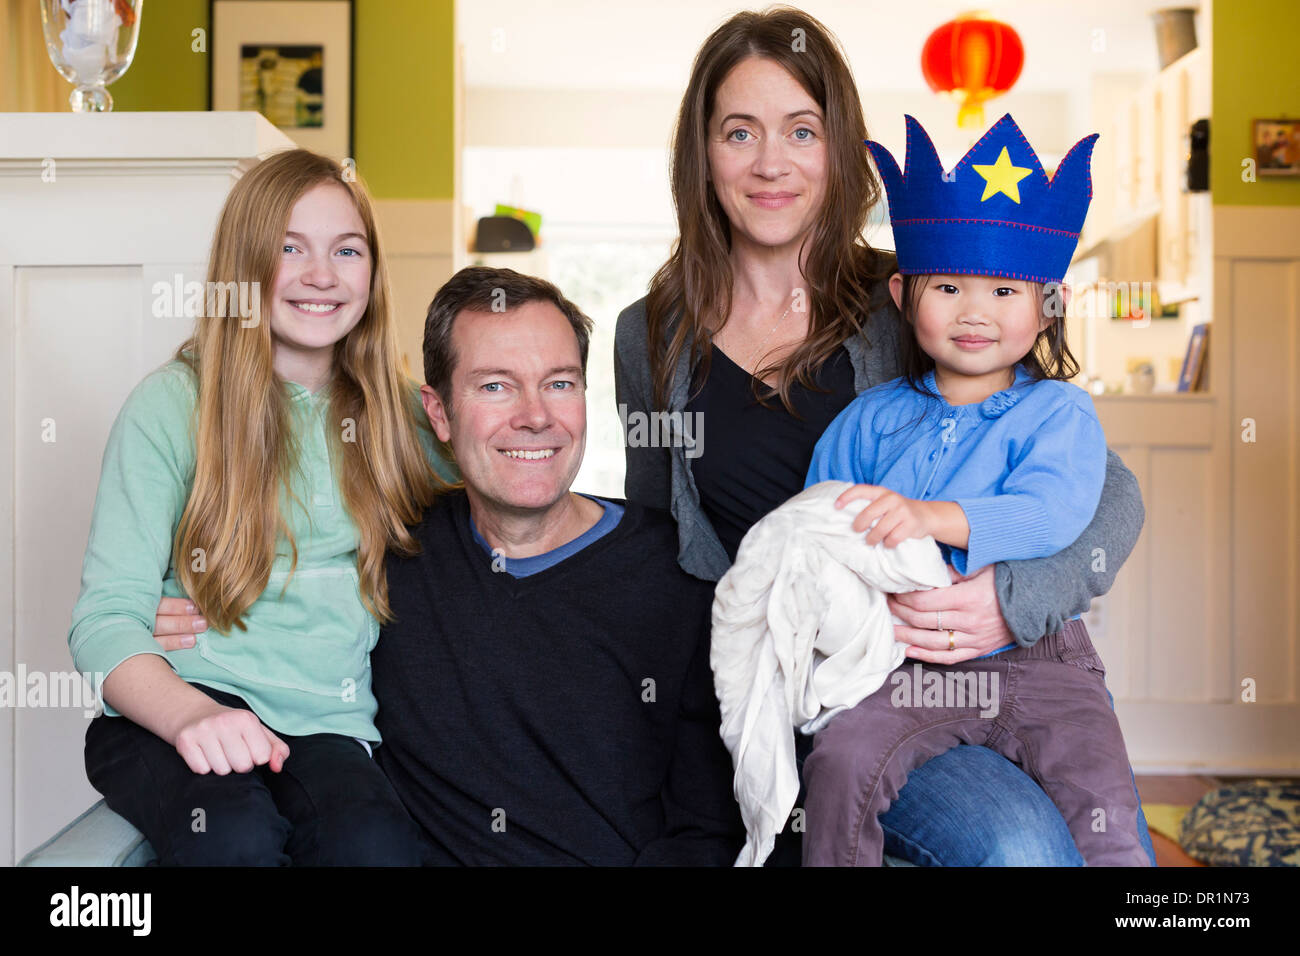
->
[173, 148, 448, 633]
[645, 4, 891, 413]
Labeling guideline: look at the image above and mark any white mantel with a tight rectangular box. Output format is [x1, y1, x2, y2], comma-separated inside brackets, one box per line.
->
[0, 111, 293, 161]
[0, 112, 294, 864]
[0, 111, 294, 266]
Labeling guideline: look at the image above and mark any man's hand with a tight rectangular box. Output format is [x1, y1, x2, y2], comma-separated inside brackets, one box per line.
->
[154, 596, 204, 650]
[887, 563, 1016, 664]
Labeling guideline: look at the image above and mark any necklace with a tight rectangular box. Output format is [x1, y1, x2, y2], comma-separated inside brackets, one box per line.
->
[719, 294, 795, 373]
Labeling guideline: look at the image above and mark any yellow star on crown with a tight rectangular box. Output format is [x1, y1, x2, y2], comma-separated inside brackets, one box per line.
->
[972, 147, 1033, 204]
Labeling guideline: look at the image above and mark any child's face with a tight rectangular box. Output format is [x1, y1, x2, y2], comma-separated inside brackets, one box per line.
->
[894, 273, 1052, 379]
[270, 182, 372, 368]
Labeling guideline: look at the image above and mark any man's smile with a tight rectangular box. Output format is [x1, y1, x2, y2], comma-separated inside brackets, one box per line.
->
[499, 448, 558, 460]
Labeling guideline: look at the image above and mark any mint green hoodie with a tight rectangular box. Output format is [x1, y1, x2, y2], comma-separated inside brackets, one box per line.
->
[67, 358, 457, 742]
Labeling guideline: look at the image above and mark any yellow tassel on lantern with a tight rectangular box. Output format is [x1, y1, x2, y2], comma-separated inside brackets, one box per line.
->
[922, 13, 1024, 130]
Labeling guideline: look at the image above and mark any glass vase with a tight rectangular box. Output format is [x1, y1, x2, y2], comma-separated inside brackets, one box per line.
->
[40, 0, 144, 112]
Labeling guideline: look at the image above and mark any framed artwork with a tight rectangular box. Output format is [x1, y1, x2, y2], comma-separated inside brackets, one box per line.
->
[1177, 323, 1210, 392]
[1252, 119, 1300, 177]
[209, 0, 355, 159]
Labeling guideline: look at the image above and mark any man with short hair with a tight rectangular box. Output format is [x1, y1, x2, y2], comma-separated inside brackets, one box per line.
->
[371, 266, 743, 865]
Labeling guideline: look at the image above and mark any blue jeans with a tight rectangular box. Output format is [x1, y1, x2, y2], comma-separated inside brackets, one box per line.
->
[880, 687, 1156, 865]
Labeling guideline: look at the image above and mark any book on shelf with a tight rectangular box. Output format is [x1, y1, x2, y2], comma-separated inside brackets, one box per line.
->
[1177, 323, 1210, 392]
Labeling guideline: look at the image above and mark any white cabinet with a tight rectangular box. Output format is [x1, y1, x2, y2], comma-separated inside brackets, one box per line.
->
[1113, 97, 1136, 213]
[1091, 47, 1209, 337]
[1135, 86, 1161, 210]
[1156, 48, 1208, 294]
[1158, 61, 1189, 286]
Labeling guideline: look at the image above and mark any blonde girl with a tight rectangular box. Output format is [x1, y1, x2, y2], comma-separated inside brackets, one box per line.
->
[69, 148, 451, 865]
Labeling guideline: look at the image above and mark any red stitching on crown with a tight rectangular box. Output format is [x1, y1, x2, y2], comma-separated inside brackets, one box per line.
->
[951, 115, 1045, 180]
[902, 115, 914, 185]
[901, 115, 953, 184]
[897, 265, 1062, 283]
[893, 217, 1080, 237]
[1051, 132, 1099, 200]
[893, 115, 1097, 205]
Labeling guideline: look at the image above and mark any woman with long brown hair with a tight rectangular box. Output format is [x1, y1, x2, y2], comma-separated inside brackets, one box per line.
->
[614, 6, 1155, 866]
[68, 148, 451, 864]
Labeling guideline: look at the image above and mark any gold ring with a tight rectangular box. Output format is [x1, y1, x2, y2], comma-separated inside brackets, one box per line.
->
[947, 629, 956, 651]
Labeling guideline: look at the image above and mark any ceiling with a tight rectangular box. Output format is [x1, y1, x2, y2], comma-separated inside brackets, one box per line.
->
[458, 0, 1205, 93]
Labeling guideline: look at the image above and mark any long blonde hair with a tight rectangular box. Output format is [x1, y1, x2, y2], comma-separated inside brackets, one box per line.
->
[173, 148, 446, 633]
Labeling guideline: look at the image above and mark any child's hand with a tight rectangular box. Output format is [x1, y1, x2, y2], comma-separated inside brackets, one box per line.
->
[171, 700, 291, 776]
[833, 484, 936, 547]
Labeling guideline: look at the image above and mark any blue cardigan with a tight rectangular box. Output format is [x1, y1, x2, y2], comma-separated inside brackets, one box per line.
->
[806, 363, 1107, 576]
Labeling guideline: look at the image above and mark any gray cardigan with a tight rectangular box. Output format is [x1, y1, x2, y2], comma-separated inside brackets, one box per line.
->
[613, 276, 1146, 648]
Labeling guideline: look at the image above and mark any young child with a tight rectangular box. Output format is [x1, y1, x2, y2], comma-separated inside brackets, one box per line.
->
[69, 148, 454, 865]
[799, 114, 1150, 866]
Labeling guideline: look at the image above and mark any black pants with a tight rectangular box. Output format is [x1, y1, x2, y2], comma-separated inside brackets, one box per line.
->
[85, 683, 427, 866]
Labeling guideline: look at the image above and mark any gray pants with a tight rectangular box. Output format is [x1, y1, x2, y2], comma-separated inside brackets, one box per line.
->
[802, 619, 1151, 866]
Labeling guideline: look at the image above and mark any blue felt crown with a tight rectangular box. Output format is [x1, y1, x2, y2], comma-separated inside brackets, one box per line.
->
[865, 114, 1099, 284]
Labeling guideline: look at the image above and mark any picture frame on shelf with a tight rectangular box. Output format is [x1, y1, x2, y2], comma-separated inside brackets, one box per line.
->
[1177, 323, 1210, 392]
[209, 0, 355, 160]
[1252, 118, 1300, 177]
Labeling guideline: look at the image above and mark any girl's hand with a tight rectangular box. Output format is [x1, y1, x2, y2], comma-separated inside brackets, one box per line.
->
[154, 596, 204, 650]
[833, 483, 935, 547]
[148, 599, 290, 772]
[887, 563, 1015, 663]
[171, 698, 291, 775]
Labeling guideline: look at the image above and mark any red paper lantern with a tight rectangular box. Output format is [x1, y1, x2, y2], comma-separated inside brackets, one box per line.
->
[922, 13, 1024, 129]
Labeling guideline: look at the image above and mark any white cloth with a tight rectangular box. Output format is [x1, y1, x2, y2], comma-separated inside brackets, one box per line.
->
[710, 480, 952, 867]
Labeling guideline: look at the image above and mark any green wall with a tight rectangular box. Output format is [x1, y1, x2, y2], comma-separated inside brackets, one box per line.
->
[109, 0, 209, 111]
[354, 0, 455, 200]
[110, 0, 454, 199]
[1213, 0, 1300, 205]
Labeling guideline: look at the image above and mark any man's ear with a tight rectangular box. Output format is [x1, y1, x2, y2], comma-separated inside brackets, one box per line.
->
[888, 272, 905, 312]
[420, 384, 453, 444]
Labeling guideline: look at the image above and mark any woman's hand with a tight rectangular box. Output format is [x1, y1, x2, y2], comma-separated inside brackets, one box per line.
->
[887, 563, 1016, 664]
[171, 698, 290, 775]
[154, 596, 205, 650]
[833, 483, 936, 547]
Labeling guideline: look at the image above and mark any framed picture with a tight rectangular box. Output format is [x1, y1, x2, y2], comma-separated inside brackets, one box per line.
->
[1252, 119, 1300, 177]
[1177, 323, 1210, 392]
[209, 0, 354, 159]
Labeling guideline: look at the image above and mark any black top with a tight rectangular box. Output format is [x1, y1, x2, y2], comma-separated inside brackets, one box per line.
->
[686, 345, 859, 560]
[373, 490, 744, 866]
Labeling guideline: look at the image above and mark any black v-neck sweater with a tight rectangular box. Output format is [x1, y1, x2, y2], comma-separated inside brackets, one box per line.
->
[373, 490, 744, 866]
